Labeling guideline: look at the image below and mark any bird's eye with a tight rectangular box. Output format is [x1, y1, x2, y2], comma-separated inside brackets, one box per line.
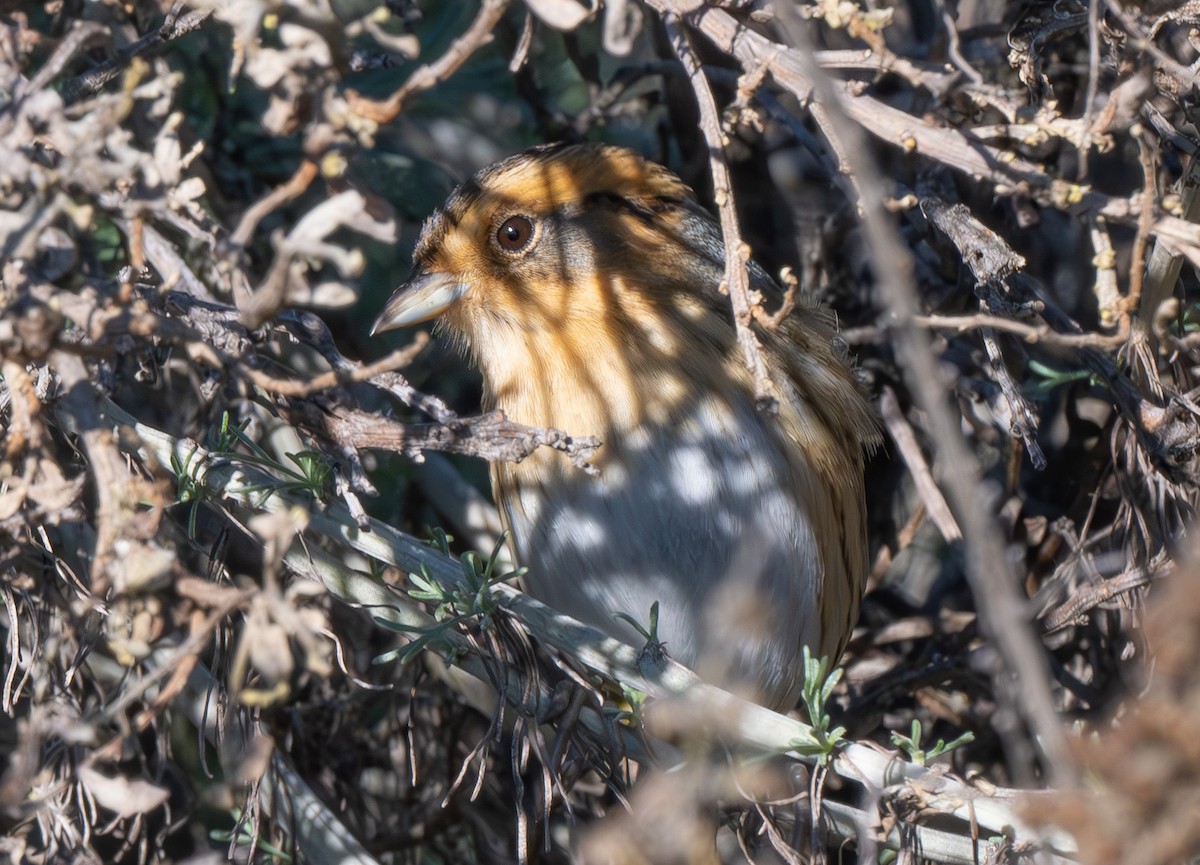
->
[496, 215, 534, 253]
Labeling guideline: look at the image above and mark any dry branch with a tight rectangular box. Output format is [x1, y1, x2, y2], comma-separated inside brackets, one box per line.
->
[99, 394, 1075, 864]
[4, 0, 1199, 861]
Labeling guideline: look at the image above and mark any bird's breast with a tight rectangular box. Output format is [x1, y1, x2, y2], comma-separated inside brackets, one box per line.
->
[493, 390, 834, 709]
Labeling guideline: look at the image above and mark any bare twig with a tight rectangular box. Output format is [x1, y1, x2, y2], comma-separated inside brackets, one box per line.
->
[1088, 215, 1121, 327]
[52, 352, 167, 597]
[879, 387, 962, 543]
[286, 402, 602, 471]
[243, 332, 431, 398]
[914, 190, 1044, 467]
[15, 20, 109, 103]
[663, 14, 779, 411]
[1041, 564, 1157, 634]
[60, 5, 213, 104]
[912, 313, 1124, 348]
[230, 160, 321, 248]
[347, 0, 514, 123]
[1133, 112, 1200, 350]
[1078, 0, 1103, 178]
[981, 326, 1046, 470]
[1126, 127, 1159, 331]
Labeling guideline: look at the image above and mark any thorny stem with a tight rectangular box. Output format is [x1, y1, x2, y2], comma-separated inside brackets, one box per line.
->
[664, 14, 780, 412]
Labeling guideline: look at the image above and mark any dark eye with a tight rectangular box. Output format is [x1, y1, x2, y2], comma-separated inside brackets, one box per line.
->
[496, 215, 534, 252]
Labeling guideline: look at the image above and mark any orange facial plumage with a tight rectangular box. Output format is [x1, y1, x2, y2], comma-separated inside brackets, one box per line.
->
[374, 143, 878, 710]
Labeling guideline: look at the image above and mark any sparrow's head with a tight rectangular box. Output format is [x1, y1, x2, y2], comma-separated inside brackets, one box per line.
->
[372, 143, 874, 462]
[371, 143, 743, 361]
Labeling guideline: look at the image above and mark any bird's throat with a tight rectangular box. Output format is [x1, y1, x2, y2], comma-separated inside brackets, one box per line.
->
[476, 313, 710, 474]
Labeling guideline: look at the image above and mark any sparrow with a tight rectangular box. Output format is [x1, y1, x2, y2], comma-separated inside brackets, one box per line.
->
[373, 143, 877, 711]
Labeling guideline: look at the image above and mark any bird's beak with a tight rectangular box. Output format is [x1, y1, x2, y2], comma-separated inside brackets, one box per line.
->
[371, 270, 468, 335]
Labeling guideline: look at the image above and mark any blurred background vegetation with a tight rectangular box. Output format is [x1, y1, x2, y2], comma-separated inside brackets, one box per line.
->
[2, 0, 1199, 862]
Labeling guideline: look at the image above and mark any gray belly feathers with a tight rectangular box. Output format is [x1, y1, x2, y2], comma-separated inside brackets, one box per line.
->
[509, 397, 823, 708]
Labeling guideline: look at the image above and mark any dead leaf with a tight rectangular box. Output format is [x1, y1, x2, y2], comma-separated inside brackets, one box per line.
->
[602, 0, 642, 55]
[524, 0, 596, 30]
[78, 764, 170, 818]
